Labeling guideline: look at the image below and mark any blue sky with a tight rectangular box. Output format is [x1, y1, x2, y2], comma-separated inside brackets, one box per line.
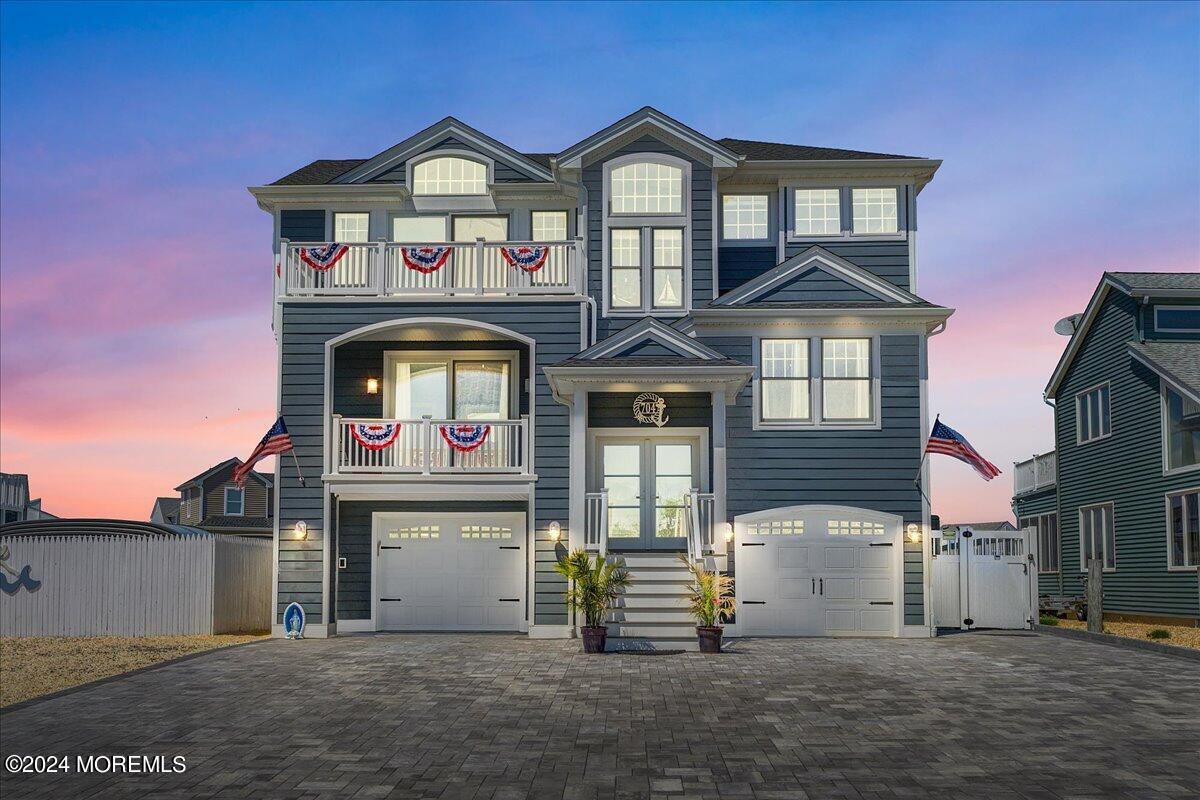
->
[1, 1, 1197, 518]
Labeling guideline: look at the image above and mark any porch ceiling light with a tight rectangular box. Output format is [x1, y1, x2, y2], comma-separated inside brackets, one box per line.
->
[365, 378, 380, 395]
[548, 521, 562, 542]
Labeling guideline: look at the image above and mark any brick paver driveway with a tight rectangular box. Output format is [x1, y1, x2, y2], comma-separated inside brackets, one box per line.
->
[2, 632, 1198, 799]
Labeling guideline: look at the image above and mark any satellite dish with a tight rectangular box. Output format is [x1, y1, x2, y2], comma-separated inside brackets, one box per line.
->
[1054, 313, 1083, 336]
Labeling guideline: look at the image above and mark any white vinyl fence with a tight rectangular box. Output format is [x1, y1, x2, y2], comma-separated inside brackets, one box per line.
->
[0, 534, 272, 637]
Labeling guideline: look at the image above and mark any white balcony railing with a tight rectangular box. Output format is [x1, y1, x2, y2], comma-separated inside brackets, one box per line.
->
[279, 238, 584, 298]
[331, 415, 530, 475]
[684, 490, 716, 562]
[1013, 450, 1056, 496]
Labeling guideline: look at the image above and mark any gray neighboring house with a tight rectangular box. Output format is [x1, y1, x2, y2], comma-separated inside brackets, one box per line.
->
[150, 497, 181, 525]
[249, 107, 953, 643]
[173, 458, 273, 538]
[0, 473, 56, 525]
[940, 521, 1016, 533]
[1013, 272, 1200, 626]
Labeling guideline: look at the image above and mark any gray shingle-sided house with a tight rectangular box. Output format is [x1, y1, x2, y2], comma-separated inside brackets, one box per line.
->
[1013, 272, 1200, 626]
[173, 458, 274, 538]
[0, 473, 56, 525]
[248, 107, 953, 643]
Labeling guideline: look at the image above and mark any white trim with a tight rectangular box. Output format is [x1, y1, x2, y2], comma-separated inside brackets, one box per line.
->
[406, 149, 493, 196]
[223, 486, 245, 517]
[782, 185, 910, 244]
[1153, 305, 1200, 333]
[544, 365, 754, 404]
[556, 107, 740, 170]
[1045, 276, 1135, 399]
[579, 317, 725, 361]
[1164, 487, 1200, 571]
[751, 332, 883, 431]
[1160, 382, 1200, 476]
[712, 245, 918, 306]
[1074, 381, 1113, 445]
[718, 191, 773, 245]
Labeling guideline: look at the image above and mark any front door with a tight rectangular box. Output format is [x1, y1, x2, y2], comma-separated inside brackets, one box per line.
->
[596, 435, 702, 551]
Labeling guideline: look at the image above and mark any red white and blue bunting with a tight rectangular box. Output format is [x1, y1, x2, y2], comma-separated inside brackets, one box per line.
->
[298, 243, 350, 272]
[401, 246, 453, 274]
[349, 422, 402, 451]
[500, 245, 549, 273]
[438, 424, 491, 453]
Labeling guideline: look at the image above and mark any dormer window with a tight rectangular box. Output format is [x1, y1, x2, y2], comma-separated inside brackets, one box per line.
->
[412, 156, 487, 195]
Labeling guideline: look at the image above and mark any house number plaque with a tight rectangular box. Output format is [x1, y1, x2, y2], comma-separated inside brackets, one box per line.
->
[633, 393, 669, 427]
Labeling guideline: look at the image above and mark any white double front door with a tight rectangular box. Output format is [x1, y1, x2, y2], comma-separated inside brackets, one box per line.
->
[372, 512, 525, 631]
[734, 505, 903, 637]
[593, 433, 705, 551]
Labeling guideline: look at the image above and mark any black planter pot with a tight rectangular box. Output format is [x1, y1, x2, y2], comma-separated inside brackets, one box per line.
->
[581, 625, 608, 653]
[697, 625, 723, 653]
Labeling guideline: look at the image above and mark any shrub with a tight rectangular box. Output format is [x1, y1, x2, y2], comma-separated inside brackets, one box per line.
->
[1147, 628, 1171, 640]
[1038, 614, 1060, 626]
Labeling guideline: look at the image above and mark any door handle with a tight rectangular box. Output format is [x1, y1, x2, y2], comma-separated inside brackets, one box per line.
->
[812, 578, 816, 594]
[820, 578, 824, 595]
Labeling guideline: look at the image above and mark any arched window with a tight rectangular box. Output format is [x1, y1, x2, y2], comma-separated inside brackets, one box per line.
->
[609, 161, 683, 214]
[412, 156, 488, 195]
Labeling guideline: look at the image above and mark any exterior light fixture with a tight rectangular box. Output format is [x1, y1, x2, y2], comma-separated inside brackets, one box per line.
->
[721, 522, 734, 543]
[906, 523, 922, 543]
[548, 521, 562, 542]
[365, 378, 380, 395]
[294, 521, 308, 541]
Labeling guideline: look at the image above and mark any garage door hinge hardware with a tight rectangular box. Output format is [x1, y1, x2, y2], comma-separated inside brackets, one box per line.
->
[869, 542, 893, 547]
[869, 601, 893, 606]
[740, 542, 765, 547]
[498, 546, 520, 550]
[499, 598, 520, 602]
[742, 600, 766, 605]
[381, 598, 403, 602]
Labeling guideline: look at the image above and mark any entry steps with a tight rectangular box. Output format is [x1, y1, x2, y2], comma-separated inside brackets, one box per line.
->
[605, 552, 699, 652]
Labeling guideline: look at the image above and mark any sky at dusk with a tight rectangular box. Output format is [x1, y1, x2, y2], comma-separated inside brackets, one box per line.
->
[1, 1, 1197, 522]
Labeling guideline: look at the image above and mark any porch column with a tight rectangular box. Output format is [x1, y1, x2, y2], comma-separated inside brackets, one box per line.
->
[711, 390, 728, 556]
[568, 390, 588, 552]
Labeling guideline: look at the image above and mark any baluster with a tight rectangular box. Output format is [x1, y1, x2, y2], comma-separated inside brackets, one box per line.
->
[474, 237, 485, 295]
[422, 416, 433, 475]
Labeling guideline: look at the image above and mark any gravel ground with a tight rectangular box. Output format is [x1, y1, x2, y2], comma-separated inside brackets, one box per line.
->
[0, 634, 269, 707]
[1056, 619, 1200, 649]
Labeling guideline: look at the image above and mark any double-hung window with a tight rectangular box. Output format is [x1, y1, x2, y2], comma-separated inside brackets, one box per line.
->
[1167, 488, 1200, 569]
[789, 187, 902, 238]
[1020, 513, 1060, 572]
[1076, 384, 1111, 444]
[1164, 385, 1200, 472]
[793, 189, 842, 236]
[721, 194, 768, 240]
[224, 486, 244, 516]
[334, 212, 370, 243]
[758, 337, 875, 426]
[605, 157, 688, 313]
[1079, 503, 1115, 571]
[851, 188, 899, 234]
[532, 211, 568, 242]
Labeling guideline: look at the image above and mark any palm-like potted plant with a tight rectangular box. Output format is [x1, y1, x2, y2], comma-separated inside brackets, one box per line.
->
[555, 548, 631, 653]
[680, 555, 735, 653]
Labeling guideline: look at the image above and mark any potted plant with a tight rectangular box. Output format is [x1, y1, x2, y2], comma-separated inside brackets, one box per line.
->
[554, 548, 631, 653]
[680, 555, 735, 653]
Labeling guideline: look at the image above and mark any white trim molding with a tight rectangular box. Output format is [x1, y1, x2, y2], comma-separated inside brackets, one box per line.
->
[711, 245, 922, 306]
[577, 317, 727, 361]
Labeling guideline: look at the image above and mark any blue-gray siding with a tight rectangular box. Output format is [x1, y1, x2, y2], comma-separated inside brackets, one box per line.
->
[718, 246, 777, 295]
[757, 267, 881, 303]
[280, 209, 325, 242]
[782, 241, 911, 293]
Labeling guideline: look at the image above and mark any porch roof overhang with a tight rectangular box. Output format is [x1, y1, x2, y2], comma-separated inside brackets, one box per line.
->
[544, 362, 755, 404]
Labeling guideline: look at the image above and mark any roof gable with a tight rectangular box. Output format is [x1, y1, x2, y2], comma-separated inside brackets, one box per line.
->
[574, 318, 728, 361]
[712, 246, 920, 307]
[332, 117, 554, 185]
[174, 458, 270, 491]
[557, 107, 740, 170]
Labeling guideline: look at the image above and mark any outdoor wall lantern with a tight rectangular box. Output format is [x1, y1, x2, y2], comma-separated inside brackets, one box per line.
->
[548, 521, 562, 542]
[906, 523, 922, 543]
[720, 522, 734, 543]
[365, 378, 380, 395]
[294, 521, 308, 541]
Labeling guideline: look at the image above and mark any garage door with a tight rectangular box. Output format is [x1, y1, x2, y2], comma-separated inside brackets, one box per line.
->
[734, 505, 902, 637]
[372, 512, 525, 631]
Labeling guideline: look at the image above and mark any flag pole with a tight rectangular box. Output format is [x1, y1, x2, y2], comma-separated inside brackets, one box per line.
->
[290, 449, 306, 487]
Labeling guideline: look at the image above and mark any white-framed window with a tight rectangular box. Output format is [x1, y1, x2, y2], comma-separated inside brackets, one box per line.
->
[1154, 305, 1200, 333]
[384, 350, 518, 421]
[609, 229, 642, 309]
[412, 156, 488, 195]
[334, 212, 370, 243]
[1163, 385, 1200, 473]
[1020, 513, 1060, 573]
[531, 210, 568, 242]
[722, 194, 768, 240]
[652, 229, 684, 309]
[1166, 488, 1200, 569]
[756, 337, 877, 427]
[610, 161, 682, 214]
[793, 189, 842, 236]
[223, 486, 244, 516]
[851, 188, 899, 234]
[1079, 502, 1115, 571]
[1076, 383, 1112, 444]
[392, 215, 447, 243]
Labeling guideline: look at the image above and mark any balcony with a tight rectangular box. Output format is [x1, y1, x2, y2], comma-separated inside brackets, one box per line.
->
[330, 415, 530, 476]
[1013, 450, 1056, 496]
[278, 238, 584, 298]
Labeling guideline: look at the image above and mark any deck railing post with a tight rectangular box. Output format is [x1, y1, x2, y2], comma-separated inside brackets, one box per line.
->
[475, 237, 485, 295]
[279, 239, 290, 297]
[376, 238, 387, 295]
[520, 414, 531, 474]
[331, 414, 342, 475]
[421, 415, 433, 475]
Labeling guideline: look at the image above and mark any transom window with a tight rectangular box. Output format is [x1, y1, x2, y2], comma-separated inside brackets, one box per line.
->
[793, 189, 841, 236]
[334, 212, 370, 242]
[1164, 385, 1200, 472]
[610, 161, 682, 214]
[1019, 513, 1060, 572]
[223, 486, 244, 516]
[722, 194, 768, 240]
[412, 156, 488, 195]
[758, 338, 875, 426]
[386, 352, 516, 421]
[1076, 384, 1112, 444]
[1167, 489, 1200, 569]
[532, 211, 568, 242]
[1079, 503, 1115, 571]
[852, 188, 899, 234]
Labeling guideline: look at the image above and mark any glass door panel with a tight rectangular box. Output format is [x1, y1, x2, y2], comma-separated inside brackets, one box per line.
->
[453, 216, 510, 289]
[596, 437, 700, 549]
[453, 362, 509, 420]
[603, 444, 642, 540]
[393, 362, 448, 418]
[654, 444, 693, 540]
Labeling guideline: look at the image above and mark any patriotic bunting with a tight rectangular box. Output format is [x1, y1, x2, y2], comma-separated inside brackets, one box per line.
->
[349, 422, 402, 451]
[500, 245, 550, 273]
[298, 243, 350, 272]
[401, 246, 453, 274]
[439, 424, 491, 453]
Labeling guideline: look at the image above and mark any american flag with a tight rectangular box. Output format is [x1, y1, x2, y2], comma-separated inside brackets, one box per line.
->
[233, 417, 294, 487]
[925, 419, 1001, 481]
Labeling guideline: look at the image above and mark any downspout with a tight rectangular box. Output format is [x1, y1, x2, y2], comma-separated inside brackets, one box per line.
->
[1138, 296, 1149, 343]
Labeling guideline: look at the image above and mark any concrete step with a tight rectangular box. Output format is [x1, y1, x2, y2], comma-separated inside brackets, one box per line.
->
[611, 553, 690, 569]
[606, 636, 699, 652]
[607, 609, 694, 624]
[606, 622, 698, 638]
[613, 594, 691, 609]
[619, 582, 692, 595]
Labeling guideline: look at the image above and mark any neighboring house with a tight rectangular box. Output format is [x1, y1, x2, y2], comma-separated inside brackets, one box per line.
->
[1013, 272, 1200, 626]
[940, 521, 1016, 533]
[173, 458, 273, 538]
[248, 107, 953, 642]
[0, 473, 56, 525]
[150, 497, 181, 525]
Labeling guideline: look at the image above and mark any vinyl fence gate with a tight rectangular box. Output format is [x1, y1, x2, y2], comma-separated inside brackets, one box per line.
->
[931, 527, 1038, 630]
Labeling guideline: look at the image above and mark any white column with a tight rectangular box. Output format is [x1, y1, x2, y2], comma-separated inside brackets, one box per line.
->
[568, 391, 588, 551]
[712, 390, 728, 556]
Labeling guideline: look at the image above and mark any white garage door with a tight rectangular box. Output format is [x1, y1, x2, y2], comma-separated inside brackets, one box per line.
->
[372, 512, 525, 631]
[735, 505, 902, 637]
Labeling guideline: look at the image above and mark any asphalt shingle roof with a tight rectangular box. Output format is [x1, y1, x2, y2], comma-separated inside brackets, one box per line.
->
[704, 300, 944, 310]
[716, 137, 922, 161]
[1127, 341, 1200, 396]
[553, 356, 747, 368]
[271, 159, 367, 186]
[200, 515, 272, 530]
[1108, 272, 1200, 292]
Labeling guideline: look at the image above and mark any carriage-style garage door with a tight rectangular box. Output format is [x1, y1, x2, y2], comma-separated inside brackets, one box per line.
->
[372, 512, 525, 631]
[734, 505, 903, 637]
